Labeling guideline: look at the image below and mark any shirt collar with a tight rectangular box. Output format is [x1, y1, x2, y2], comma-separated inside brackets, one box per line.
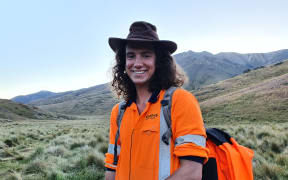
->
[126, 89, 161, 107]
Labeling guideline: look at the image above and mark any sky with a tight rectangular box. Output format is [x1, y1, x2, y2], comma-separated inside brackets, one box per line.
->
[0, 0, 287, 99]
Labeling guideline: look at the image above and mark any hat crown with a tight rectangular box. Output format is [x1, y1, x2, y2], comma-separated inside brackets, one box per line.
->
[108, 21, 177, 54]
[127, 21, 159, 40]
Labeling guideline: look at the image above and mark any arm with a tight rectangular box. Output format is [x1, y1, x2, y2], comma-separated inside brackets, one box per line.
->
[105, 171, 116, 180]
[104, 105, 120, 173]
[166, 159, 202, 180]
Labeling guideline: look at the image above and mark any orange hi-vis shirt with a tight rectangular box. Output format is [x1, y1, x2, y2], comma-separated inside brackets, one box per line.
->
[105, 88, 209, 180]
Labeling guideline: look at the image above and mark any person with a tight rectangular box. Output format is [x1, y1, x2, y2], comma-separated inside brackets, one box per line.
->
[105, 21, 209, 180]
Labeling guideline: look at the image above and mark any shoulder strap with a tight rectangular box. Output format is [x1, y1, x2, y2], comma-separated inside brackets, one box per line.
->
[113, 101, 126, 165]
[206, 128, 232, 146]
[160, 86, 177, 145]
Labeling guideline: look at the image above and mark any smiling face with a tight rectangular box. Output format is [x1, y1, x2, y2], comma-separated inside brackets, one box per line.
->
[125, 44, 156, 89]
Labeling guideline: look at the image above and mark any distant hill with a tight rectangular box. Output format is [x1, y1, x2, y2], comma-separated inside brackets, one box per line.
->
[197, 60, 288, 124]
[28, 84, 118, 116]
[174, 49, 288, 89]
[0, 99, 78, 121]
[11, 90, 63, 104]
[11, 49, 288, 116]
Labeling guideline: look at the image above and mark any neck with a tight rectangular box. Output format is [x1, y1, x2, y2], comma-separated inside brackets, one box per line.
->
[135, 86, 151, 105]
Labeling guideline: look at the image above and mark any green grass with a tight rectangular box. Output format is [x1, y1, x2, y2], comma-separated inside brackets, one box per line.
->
[0, 118, 109, 180]
[193, 60, 288, 102]
[202, 92, 288, 124]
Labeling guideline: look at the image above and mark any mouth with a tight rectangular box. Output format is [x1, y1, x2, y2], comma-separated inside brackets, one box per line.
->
[132, 70, 147, 74]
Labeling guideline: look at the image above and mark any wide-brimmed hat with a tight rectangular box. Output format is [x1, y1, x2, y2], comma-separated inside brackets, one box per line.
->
[108, 21, 177, 54]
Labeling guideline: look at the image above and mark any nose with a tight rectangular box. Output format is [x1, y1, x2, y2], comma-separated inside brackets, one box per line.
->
[134, 55, 143, 68]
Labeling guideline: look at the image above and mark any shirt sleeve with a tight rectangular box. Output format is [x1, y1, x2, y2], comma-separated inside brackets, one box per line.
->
[171, 88, 209, 162]
[104, 103, 120, 170]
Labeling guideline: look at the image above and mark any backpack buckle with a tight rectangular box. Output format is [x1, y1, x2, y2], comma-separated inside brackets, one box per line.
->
[162, 129, 172, 145]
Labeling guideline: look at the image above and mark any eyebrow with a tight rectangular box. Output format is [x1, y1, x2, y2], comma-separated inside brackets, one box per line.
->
[126, 50, 154, 54]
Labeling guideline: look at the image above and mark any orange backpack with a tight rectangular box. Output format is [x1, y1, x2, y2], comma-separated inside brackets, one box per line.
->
[203, 128, 254, 180]
[114, 87, 254, 179]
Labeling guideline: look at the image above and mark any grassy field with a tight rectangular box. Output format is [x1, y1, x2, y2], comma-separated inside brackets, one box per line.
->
[1, 117, 288, 180]
[0, 116, 109, 180]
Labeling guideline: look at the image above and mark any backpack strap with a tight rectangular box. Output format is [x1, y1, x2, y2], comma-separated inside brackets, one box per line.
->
[113, 101, 127, 165]
[206, 128, 232, 146]
[160, 86, 177, 145]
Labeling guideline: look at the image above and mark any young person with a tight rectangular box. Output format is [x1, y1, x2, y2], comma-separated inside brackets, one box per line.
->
[105, 21, 208, 180]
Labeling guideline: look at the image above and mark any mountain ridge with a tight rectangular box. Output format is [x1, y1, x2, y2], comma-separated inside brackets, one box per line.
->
[10, 49, 288, 116]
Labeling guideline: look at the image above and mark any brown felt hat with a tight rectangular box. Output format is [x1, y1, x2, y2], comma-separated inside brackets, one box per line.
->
[108, 21, 177, 54]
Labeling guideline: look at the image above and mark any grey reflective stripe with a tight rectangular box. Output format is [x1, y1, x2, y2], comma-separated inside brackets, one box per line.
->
[175, 134, 206, 147]
[108, 144, 121, 155]
[159, 107, 171, 180]
[105, 162, 117, 168]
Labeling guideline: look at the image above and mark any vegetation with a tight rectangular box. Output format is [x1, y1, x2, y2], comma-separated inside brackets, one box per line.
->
[0, 99, 78, 121]
[0, 117, 109, 180]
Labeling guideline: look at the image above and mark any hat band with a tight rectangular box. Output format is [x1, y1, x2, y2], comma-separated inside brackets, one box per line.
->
[127, 30, 159, 41]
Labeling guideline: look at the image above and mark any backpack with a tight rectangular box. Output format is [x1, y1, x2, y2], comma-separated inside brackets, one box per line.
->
[113, 87, 254, 180]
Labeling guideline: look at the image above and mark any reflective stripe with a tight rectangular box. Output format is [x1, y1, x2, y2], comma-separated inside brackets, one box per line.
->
[108, 144, 121, 155]
[175, 134, 206, 147]
[105, 162, 117, 168]
[159, 107, 171, 180]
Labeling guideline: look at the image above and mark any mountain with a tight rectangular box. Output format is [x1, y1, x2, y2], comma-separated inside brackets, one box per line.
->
[28, 83, 119, 116]
[12, 90, 57, 104]
[11, 49, 288, 116]
[0, 99, 77, 121]
[174, 49, 288, 89]
[196, 60, 288, 124]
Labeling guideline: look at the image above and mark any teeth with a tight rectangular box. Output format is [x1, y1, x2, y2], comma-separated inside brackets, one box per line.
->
[133, 70, 145, 74]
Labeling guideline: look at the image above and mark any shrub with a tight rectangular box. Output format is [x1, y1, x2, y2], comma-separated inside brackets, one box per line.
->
[86, 152, 104, 169]
[24, 160, 47, 175]
[98, 143, 108, 155]
[88, 140, 97, 148]
[256, 131, 271, 139]
[65, 166, 104, 180]
[46, 146, 68, 157]
[27, 147, 44, 161]
[70, 141, 85, 150]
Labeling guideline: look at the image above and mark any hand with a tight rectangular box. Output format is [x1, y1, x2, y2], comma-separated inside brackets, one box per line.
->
[105, 171, 116, 180]
[165, 159, 202, 180]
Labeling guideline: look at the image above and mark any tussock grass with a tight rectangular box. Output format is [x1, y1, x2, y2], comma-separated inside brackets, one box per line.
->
[1, 113, 287, 179]
[0, 119, 108, 179]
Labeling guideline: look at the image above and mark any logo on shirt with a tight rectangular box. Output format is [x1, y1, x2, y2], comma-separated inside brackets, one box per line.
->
[146, 113, 158, 120]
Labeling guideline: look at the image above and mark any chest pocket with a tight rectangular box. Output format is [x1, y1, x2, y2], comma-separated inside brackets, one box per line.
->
[141, 123, 158, 136]
[131, 122, 159, 170]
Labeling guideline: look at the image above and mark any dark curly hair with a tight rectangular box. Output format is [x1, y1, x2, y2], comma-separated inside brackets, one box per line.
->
[111, 43, 187, 101]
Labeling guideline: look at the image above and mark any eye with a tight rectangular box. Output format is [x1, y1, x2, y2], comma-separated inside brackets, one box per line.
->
[126, 53, 135, 60]
[143, 53, 152, 58]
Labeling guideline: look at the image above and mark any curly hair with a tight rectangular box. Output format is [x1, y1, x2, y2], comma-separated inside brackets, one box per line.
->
[111, 43, 187, 101]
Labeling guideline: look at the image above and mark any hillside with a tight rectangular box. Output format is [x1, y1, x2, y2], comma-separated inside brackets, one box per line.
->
[28, 84, 119, 116]
[11, 49, 288, 116]
[197, 60, 288, 124]
[11, 90, 57, 104]
[175, 49, 288, 89]
[0, 99, 77, 121]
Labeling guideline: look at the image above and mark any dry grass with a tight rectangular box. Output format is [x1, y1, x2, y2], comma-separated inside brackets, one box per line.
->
[1, 118, 288, 179]
[0, 118, 108, 180]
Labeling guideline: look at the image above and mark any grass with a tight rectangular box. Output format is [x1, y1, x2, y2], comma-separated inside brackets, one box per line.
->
[0, 118, 108, 180]
[1, 118, 288, 180]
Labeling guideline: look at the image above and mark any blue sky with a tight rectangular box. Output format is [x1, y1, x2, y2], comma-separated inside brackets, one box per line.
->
[0, 0, 287, 99]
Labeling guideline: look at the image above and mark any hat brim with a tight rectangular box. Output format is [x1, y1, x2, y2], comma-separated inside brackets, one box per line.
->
[108, 37, 177, 54]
